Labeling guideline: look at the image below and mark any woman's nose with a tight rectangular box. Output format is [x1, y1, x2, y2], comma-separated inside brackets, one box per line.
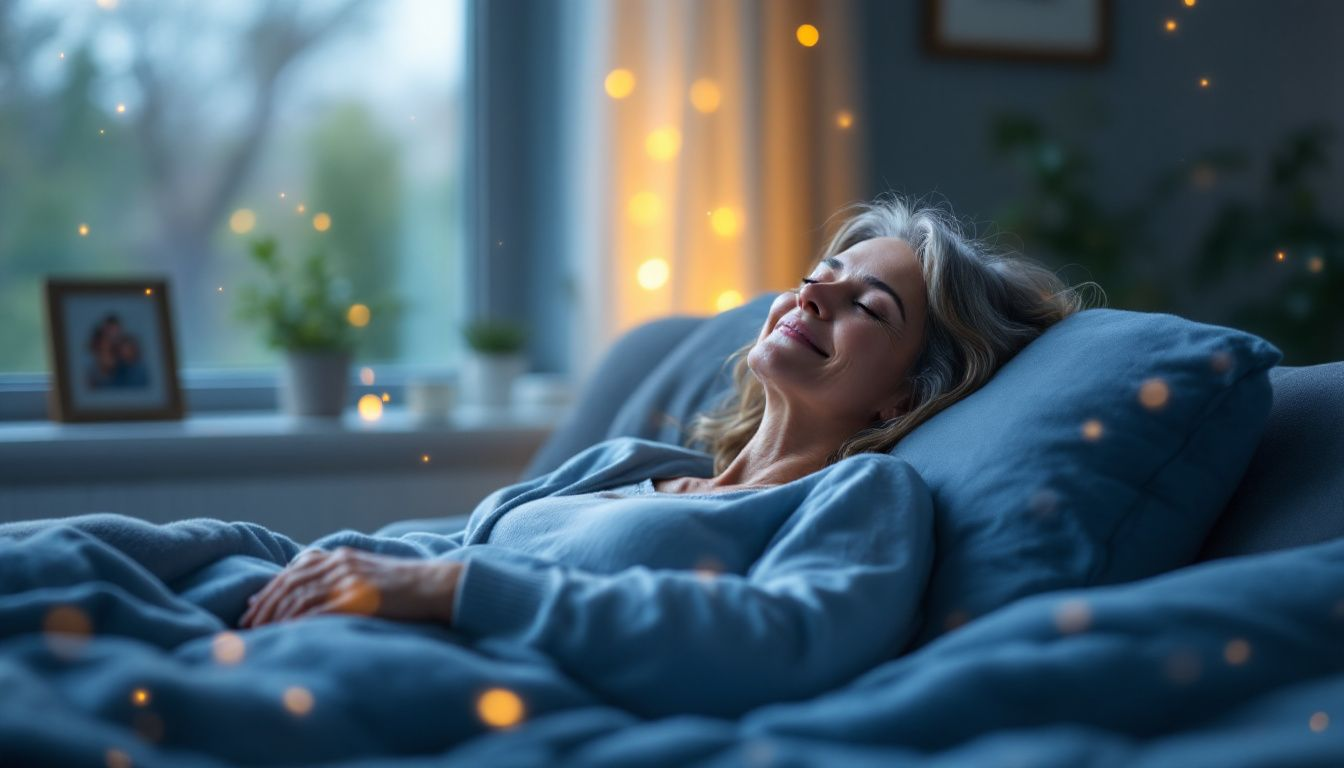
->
[796, 282, 829, 318]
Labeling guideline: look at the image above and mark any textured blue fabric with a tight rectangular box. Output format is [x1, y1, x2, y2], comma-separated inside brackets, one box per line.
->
[608, 300, 1281, 649]
[0, 437, 934, 762]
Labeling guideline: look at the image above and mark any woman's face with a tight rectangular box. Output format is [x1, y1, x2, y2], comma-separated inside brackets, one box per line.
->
[748, 237, 929, 430]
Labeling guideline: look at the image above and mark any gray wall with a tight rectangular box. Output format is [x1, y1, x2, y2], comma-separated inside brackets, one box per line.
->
[857, 0, 1344, 301]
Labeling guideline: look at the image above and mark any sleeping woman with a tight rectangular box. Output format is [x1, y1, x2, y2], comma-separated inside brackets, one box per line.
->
[232, 195, 1084, 716]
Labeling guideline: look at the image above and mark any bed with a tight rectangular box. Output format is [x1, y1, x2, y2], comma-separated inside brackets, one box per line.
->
[2, 295, 1341, 767]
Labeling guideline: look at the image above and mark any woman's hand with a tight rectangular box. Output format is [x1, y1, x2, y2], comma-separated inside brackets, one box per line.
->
[239, 547, 463, 629]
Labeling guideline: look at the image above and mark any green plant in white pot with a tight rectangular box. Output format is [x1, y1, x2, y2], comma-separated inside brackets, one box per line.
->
[461, 319, 527, 409]
[236, 237, 363, 418]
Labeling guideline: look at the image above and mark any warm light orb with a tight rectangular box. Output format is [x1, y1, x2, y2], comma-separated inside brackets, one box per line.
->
[689, 78, 722, 114]
[421, 454, 431, 464]
[296, 203, 307, 214]
[1164, 19, 1178, 32]
[645, 126, 682, 161]
[347, 303, 371, 327]
[380, 392, 390, 403]
[835, 110, 854, 129]
[96, 0, 118, 8]
[1223, 638, 1251, 666]
[115, 103, 126, 113]
[1183, 0, 1196, 6]
[795, 23, 820, 47]
[1308, 256, 1325, 273]
[1199, 77, 1210, 88]
[604, 68, 636, 99]
[212, 632, 245, 665]
[359, 367, 375, 386]
[716, 290, 745, 312]
[131, 688, 151, 707]
[43, 605, 92, 656]
[144, 288, 153, 296]
[476, 688, 525, 728]
[636, 258, 670, 291]
[627, 192, 662, 225]
[1275, 250, 1286, 262]
[283, 686, 314, 716]
[710, 207, 740, 238]
[78, 224, 90, 237]
[1310, 712, 1330, 733]
[105, 747, 132, 768]
[312, 212, 332, 232]
[1053, 599, 1092, 634]
[1138, 378, 1170, 410]
[229, 208, 256, 234]
[1081, 419, 1104, 441]
[358, 394, 384, 422]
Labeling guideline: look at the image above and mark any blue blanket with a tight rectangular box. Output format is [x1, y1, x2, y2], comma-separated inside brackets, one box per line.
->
[2, 513, 1343, 767]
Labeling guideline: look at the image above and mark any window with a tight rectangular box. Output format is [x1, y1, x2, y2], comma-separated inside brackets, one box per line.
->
[0, 0, 467, 377]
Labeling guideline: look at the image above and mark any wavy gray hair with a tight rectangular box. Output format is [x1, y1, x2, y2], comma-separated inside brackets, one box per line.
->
[687, 194, 1094, 472]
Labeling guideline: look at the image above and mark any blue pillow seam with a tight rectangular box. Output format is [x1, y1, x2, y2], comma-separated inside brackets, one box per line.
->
[1086, 362, 1274, 586]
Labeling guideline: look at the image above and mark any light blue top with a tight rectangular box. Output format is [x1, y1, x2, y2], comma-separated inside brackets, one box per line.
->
[440, 437, 935, 718]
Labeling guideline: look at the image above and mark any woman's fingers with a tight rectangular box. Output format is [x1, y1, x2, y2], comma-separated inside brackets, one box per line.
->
[243, 548, 343, 627]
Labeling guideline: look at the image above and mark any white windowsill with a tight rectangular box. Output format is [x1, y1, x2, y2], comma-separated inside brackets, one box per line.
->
[0, 405, 562, 485]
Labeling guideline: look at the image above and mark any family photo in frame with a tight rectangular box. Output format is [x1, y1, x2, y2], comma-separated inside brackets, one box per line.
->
[43, 278, 184, 423]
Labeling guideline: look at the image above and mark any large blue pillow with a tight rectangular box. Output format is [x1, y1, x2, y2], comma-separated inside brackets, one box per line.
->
[608, 297, 1281, 649]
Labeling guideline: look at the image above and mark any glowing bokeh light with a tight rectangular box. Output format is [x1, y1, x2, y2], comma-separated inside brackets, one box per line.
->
[1139, 378, 1170, 410]
[835, 110, 854, 129]
[1310, 712, 1330, 733]
[229, 208, 256, 235]
[716, 290, 745, 312]
[312, 212, 332, 232]
[1308, 256, 1325, 273]
[131, 688, 151, 707]
[105, 747, 132, 768]
[1275, 250, 1286, 262]
[78, 224, 90, 237]
[1183, 0, 1196, 6]
[795, 24, 820, 47]
[358, 394, 384, 422]
[96, 0, 118, 8]
[689, 78, 722, 113]
[347, 303, 371, 327]
[421, 454, 431, 464]
[380, 392, 390, 403]
[710, 207, 740, 238]
[212, 632, 245, 665]
[296, 203, 307, 214]
[627, 192, 662, 225]
[359, 367, 375, 386]
[1053, 599, 1092, 634]
[1081, 419, 1104, 441]
[604, 68, 636, 99]
[283, 686, 314, 716]
[1199, 77, 1210, 88]
[1165, 19, 1178, 32]
[43, 605, 92, 657]
[636, 258, 670, 291]
[116, 103, 126, 113]
[476, 688, 525, 728]
[645, 126, 682, 161]
[1223, 638, 1251, 666]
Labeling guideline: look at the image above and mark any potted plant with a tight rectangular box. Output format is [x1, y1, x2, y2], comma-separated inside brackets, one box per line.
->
[236, 236, 363, 418]
[461, 319, 527, 409]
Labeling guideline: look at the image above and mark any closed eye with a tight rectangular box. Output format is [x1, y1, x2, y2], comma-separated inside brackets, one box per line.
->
[800, 278, 887, 323]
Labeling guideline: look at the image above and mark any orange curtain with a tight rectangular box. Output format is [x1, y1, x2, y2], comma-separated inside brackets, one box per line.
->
[561, 0, 865, 377]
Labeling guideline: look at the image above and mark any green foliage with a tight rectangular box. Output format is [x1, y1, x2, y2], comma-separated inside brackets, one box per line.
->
[463, 320, 527, 355]
[1192, 125, 1344, 364]
[306, 103, 403, 359]
[988, 112, 1243, 311]
[235, 236, 364, 353]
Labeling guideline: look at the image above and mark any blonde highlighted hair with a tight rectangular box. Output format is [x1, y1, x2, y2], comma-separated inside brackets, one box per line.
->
[687, 194, 1095, 473]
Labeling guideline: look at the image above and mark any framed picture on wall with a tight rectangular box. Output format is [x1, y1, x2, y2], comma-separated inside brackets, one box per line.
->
[925, 0, 1110, 65]
[43, 277, 185, 423]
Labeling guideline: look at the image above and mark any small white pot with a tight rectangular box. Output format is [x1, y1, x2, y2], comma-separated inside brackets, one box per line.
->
[280, 351, 351, 418]
[461, 352, 526, 409]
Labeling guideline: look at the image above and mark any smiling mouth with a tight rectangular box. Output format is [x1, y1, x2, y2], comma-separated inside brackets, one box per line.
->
[778, 324, 828, 357]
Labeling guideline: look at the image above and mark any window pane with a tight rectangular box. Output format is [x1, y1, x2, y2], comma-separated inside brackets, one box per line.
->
[0, 0, 467, 374]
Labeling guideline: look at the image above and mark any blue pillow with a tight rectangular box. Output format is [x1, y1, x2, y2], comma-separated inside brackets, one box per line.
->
[609, 299, 1281, 649]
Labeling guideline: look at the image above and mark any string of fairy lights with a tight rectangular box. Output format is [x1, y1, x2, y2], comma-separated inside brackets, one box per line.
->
[43, 3, 1337, 759]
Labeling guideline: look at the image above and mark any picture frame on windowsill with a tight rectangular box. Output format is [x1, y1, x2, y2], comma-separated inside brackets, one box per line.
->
[43, 277, 185, 423]
[924, 0, 1111, 66]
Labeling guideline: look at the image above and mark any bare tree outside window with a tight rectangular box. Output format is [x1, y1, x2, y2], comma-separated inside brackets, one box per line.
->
[0, 0, 466, 374]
